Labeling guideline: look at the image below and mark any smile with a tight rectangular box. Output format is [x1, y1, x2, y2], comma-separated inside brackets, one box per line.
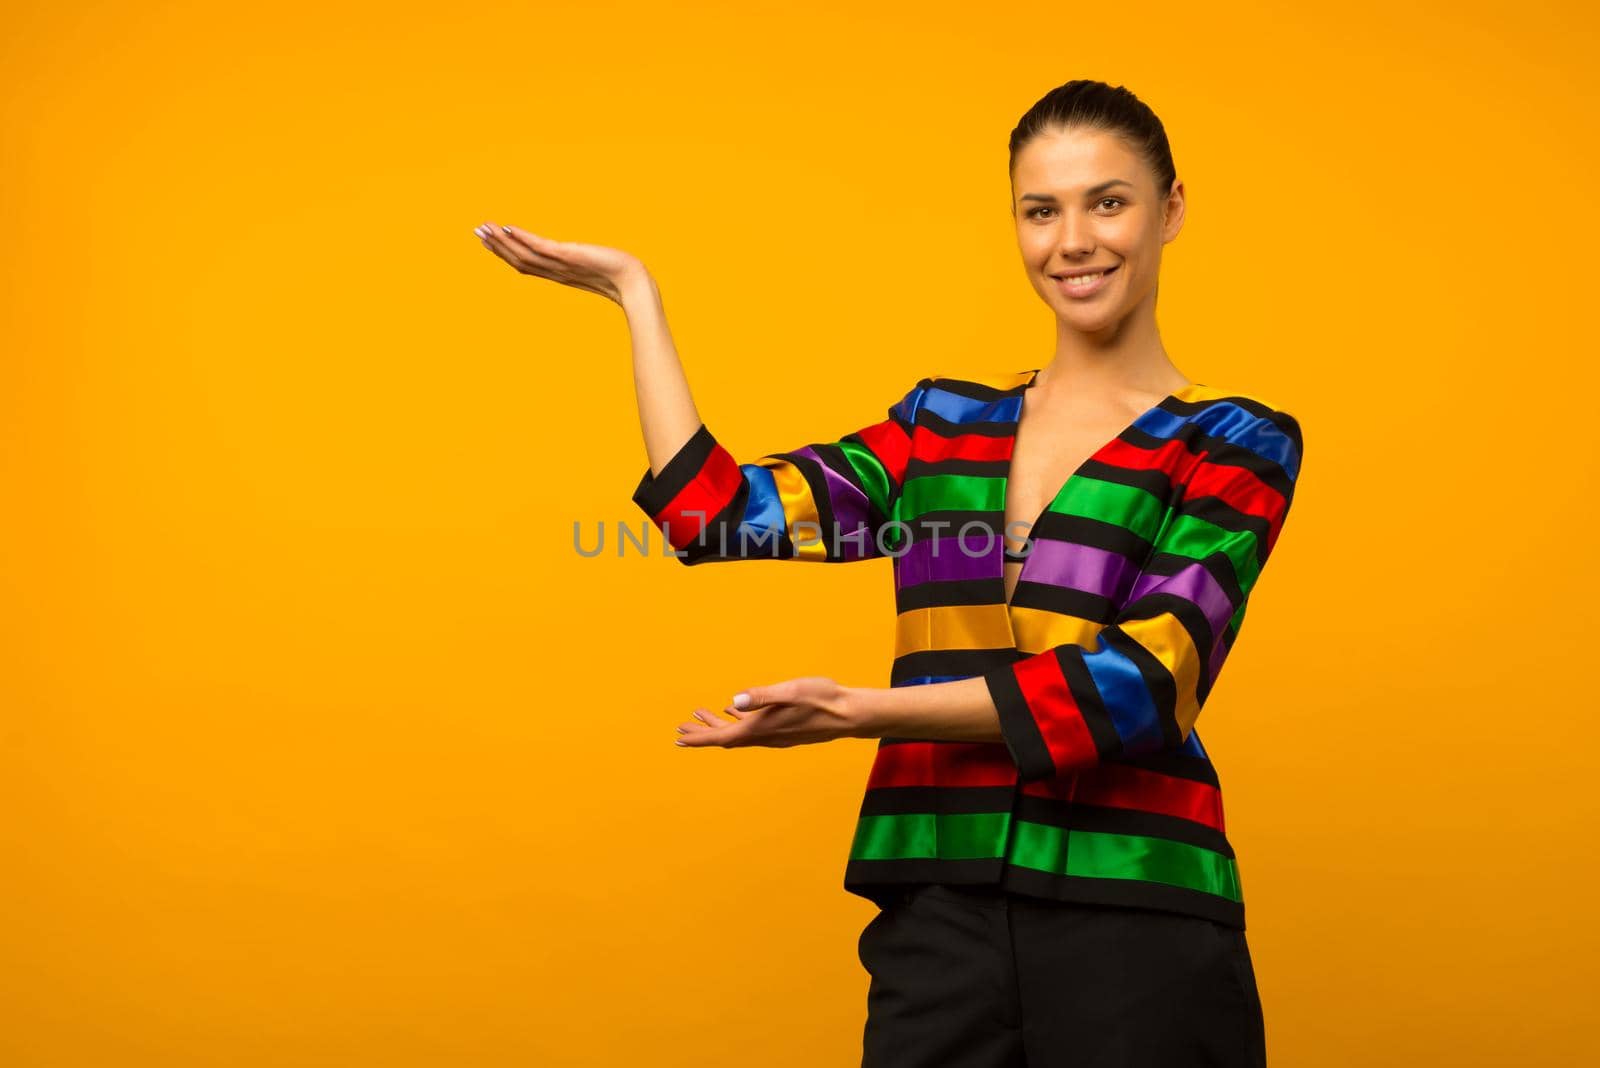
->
[1052, 265, 1118, 297]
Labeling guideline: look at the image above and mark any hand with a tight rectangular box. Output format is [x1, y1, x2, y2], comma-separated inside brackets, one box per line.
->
[471, 221, 647, 304]
[674, 676, 864, 749]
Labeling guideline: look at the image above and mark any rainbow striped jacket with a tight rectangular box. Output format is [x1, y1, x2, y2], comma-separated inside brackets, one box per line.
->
[631, 368, 1303, 929]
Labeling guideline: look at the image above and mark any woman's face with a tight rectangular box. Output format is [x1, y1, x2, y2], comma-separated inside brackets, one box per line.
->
[1010, 125, 1184, 336]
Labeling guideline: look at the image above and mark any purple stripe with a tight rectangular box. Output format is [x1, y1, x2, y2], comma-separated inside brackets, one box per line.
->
[895, 534, 1000, 587]
[1021, 540, 1143, 603]
[1128, 561, 1235, 638]
[794, 446, 877, 561]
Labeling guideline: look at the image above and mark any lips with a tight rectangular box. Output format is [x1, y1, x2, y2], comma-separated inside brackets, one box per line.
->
[1053, 265, 1119, 283]
[1052, 264, 1119, 297]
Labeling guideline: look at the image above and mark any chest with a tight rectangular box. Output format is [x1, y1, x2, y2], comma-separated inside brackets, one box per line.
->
[1001, 418, 1145, 545]
[1001, 409, 1154, 603]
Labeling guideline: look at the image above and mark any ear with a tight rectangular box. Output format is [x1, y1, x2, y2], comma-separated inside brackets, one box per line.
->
[1161, 178, 1186, 243]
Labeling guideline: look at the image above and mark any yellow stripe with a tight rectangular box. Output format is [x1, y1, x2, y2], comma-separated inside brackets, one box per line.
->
[755, 457, 823, 560]
[1008, 607, 1105, 657]
[1118, 612, 1205, 734]
[895, 604, 1014, 655]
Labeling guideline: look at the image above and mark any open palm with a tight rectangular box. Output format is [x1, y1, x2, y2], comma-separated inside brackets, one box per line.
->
[472, 221, 644, 304]
[675, 676, 863, 749]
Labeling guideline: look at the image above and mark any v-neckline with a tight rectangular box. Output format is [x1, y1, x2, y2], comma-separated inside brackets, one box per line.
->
[1000, 368, 1201, 620]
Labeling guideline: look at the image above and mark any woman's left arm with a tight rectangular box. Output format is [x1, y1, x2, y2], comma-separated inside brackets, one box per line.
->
[678, 409, 1303, 766]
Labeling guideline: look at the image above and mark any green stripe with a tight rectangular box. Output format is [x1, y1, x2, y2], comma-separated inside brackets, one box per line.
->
[898, 474, 1004, 519]
[1162, 512, 1264, 589]
[1009, 822, 1242, 901]
[1053, 477, 1165, 529]
[836, 439, 893, 520]
[848, 811, 1012, 861]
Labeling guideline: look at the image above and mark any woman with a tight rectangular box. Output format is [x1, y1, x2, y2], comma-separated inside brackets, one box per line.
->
[474, 79, 1300, 1068]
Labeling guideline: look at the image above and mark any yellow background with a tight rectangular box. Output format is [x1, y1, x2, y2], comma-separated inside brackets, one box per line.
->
[4, 1, 1596, 1063]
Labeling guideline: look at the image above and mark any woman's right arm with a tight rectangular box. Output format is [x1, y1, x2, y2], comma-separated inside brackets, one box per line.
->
[472, 219, 930, 565]
[616, 270, 704, 478]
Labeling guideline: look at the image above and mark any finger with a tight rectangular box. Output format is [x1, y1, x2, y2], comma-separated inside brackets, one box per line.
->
[734, 680, 795, 710]
[474, 223, 520, 263]
[678, 720, 739, 747]
[499, 223, 565, 261]
[475, 222, 555, 273]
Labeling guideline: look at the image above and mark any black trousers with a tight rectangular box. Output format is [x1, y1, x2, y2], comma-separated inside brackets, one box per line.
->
[857, 883, 1266, 1068]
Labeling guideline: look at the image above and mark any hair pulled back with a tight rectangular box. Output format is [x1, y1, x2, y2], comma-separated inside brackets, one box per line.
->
[1009, 80, 1176, 198]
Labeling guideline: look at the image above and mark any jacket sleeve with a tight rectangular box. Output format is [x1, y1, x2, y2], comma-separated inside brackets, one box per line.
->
[630, 377, 934, 564]
[983, 408, 1304, 781]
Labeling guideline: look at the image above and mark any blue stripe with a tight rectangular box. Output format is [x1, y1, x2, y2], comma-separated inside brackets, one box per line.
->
[889, 382, 931, 425]
[1145, 403, 1299, 479]
[920, 386, 1024, 426]
[1081, 639, 1165, 752]
[738, 463, 788, 536]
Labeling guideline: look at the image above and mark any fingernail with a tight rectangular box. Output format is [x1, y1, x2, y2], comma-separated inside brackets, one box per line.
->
[501, 225, 511, 233]
[732, 693, 750, 709]
[675, 739, 687, 746]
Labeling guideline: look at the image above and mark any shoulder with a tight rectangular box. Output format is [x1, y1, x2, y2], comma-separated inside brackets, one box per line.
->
[1182, 384, 1303, 481]
[887, 368, 1033, 428]
[896, 368, 1032, 407]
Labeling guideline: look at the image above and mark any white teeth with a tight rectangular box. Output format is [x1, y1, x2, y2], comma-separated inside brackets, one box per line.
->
[1062, 271, 1103, 286]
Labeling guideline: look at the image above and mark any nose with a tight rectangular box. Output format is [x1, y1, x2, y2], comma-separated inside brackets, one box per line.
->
[1056, 209, 1095, 258]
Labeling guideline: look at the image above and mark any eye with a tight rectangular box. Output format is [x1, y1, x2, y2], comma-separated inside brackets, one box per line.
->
[1096, 197, 1125, 211]
[1025, 206, 1054, 220]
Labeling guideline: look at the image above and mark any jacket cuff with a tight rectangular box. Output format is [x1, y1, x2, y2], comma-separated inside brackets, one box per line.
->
[631, 423, 718, 518]
[982, 659, 1059, 783]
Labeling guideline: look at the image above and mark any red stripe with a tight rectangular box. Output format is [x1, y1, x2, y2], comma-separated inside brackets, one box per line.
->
[650, 443, 741, 549]
[1181, 460, 1289, 547]
[1013, 652, 1099, 771]
[854, 420, 912, 485]
[912, 429, 1014, 464]
[1098, 435, 1201, 478]
[1054, 763, 1227, 831]
[865, 740, 1020, 789]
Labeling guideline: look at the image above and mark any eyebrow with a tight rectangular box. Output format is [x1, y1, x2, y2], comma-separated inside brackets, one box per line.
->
[1018, 179, 1135, 203]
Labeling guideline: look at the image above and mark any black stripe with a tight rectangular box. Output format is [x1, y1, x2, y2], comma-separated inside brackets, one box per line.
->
[1055, 645, 1127, 760]
[1006, 580, 1116, 621]
[890, 648, 1018, 686]
[809, 440, 879, 517]
[785, 450, 841, 558]
[1111, 747, 1222, 787]
[856, 784, 1018, 817]
[1192, 437, 1297, 501]
[923, 375, 1030, 403]
[630, 422, 717, 516]
[1027, 511, 1155, 559]
[894, 577, 1000, 613]
[1073, 453, 1180, 502]
[918, 408, 1015, 440]
[1115, 586, 1228, 703]
[982, 662, 1056, 782]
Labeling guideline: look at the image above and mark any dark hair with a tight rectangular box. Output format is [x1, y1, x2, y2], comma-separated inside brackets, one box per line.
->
[1008, 80, 1177, 199]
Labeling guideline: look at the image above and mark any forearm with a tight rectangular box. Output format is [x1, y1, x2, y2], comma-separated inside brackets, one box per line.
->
[846, 676, 1005, 744]
[617, 270, 704, 476]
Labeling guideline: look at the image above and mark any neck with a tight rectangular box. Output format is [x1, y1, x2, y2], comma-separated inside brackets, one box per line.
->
[1037, 293, 1188, 398]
